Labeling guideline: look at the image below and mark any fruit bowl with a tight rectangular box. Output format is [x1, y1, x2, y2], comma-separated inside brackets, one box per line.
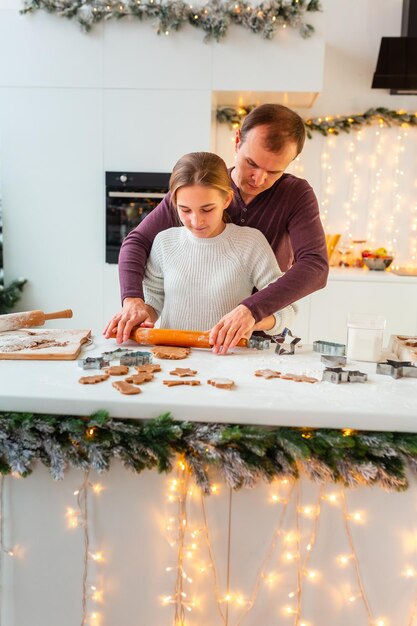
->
[362, 256, 394, 271]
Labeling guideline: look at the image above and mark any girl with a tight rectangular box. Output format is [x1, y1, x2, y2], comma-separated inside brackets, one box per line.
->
[141, 152, 296, 347]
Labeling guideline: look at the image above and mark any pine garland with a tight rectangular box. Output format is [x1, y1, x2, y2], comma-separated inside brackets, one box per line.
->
[20, 0, 321, 42]
[1, 410, 417, 493]
[0, 278, 27, 314]
[216, 106, 417, 137]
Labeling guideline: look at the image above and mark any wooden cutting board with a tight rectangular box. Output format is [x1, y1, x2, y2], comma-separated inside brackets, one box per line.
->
[0, 328, 91, 360]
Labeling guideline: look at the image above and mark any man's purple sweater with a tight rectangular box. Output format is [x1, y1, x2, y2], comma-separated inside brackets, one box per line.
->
[118, 171, 329, 322]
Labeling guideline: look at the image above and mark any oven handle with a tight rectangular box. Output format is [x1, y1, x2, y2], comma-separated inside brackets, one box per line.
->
[108, 191, 166, 199]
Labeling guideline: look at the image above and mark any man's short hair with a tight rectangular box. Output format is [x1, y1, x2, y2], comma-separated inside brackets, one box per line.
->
[240, 104, 306, 156]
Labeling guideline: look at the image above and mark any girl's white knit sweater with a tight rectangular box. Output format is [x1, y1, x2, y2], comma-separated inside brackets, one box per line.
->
[143, 223, 297, 334]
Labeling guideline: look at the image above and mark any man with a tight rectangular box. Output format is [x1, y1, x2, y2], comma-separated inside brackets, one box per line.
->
[104, 104, 329, 353]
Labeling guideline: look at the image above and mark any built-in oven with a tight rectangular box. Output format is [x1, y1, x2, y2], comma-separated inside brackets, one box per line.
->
[106, 171, 170, 263]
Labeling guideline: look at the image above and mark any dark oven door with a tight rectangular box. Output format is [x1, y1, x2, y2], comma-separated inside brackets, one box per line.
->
[106, 171, 170, 263]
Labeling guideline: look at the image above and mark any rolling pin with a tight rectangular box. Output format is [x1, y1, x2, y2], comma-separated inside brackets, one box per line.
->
[129, 327, 248, 349]
[0, 309, 73, 333]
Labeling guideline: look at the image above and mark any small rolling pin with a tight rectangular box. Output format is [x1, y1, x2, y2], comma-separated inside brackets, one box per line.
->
[0, 309, 73, 333]
[128, 327, 248, 349]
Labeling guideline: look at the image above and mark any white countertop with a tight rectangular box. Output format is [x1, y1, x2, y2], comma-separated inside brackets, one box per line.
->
[328, 266, 417, 284]
[0, 333, 416, 432]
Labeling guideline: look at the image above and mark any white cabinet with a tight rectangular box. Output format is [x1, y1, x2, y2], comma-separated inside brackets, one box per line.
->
[293, 269, 417, 345]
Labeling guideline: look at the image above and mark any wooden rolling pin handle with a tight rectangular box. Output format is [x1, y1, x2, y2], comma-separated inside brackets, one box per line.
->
[44, 309, 73, 321]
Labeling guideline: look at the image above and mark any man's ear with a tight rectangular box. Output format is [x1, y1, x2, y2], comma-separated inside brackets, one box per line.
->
[234, 129, 241, 152]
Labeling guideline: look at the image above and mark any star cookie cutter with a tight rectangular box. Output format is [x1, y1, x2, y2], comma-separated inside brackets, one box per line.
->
[313, 340, 346, 356]
[272, 327, 301, 355]
[322, 367, 367, 384]
[78, 356, 110, 370]
[376, 359, 417, 379]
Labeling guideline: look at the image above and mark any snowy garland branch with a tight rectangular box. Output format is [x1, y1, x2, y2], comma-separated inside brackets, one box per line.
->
[0, 278, 27, 314]
[20, 0, 321, 42]
[216, 105, 417, 137]
[1, 410, 417, 493]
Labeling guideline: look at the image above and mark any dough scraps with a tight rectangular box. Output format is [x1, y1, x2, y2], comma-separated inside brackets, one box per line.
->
[125, 372, 154, 384]
[79, 374, 109, 384]
[152, 346, 190, 360]
[135, 364, 162, 373]
[207, 378, 235, 389]
[104, 365, 129, 376]
[163, 380, 201, 387]
[169, 368, 198, 377]
[279, 373, 319, 384]
[112, 381, 141, 395]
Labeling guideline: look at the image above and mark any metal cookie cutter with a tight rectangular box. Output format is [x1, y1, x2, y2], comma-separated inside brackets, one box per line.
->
[313, 340, 346, 356]
[322, 367, 367, 384]
[120, 350, 153, 366]
[101, 348, 131, 361]
[247, 335, 271, 350]
[272, 328, 301, 355]
[78, 356, 110, 370]
[321, 354, 347, 367]
[376, 359, 417, 379]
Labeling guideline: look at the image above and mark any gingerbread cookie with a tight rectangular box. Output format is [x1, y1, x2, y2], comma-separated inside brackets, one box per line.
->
[163, 380, 201, 387]
[112, 381, 141, 395]
[255, 369, 281, 379]
[207, 378, 235, 389]
[125, 372, 154, 384]
[79, 374, 109, 385]
[104, 365, 129, 376]
[152, 346, 190, 360]
[135, 364, 161, 373]
[280, 373, 318, 384]
[169, 368, 197, 377]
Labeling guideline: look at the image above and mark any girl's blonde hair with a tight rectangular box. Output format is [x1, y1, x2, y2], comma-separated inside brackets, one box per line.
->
[169, 152, 232, 207]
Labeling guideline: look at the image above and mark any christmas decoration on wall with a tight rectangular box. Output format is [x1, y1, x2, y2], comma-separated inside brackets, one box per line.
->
[20, 0, 321, 42]
[216, 105, 417, 136]
[1, 410, 417, 492]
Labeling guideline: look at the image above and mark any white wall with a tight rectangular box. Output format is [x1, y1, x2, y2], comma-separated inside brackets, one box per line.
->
[0, 0, 416, 331]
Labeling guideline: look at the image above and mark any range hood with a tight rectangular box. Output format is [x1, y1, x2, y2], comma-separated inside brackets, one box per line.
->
[372, 0, 417, 94]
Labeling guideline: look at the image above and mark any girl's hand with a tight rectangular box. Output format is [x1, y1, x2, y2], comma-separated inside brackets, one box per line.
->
[103, 298, 155, 344]
[209, 304, 255, 355]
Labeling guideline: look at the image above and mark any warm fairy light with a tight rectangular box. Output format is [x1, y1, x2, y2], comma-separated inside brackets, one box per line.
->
[342, 429, 355, 437]
[324, 492, 339, 505]
[86, 427, 95, 438]
[92, 483, 104, 494]
[92, 589, 104, 603]
[299, 505, 317, 517]
[375, 619, 386, 626]
[211, 484, 219, 494]
[66, 507, 80, 528]
[337, 553, 353, 566]
[91, 552, 104, 562]
[283, 605, 298, 616]
[348, 511, 365, 524]
[404, 566, 416, 578]
[305, 569, 319, 581]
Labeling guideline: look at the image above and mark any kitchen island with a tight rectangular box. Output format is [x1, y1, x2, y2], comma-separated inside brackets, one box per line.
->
[1, 333, 417, 626]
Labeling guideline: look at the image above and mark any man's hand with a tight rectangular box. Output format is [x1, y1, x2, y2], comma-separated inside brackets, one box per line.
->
[103, 298, 155, 344]
[209, 304, 256, 355]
